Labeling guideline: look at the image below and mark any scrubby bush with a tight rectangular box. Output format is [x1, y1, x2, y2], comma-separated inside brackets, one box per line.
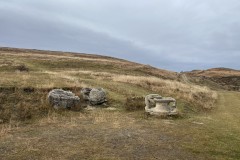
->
[125, 96, 145, 111]
[16, 64, 29, 72]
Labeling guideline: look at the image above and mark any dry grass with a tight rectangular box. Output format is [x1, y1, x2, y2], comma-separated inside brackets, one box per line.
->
[112, 75, 218, 109]
[83, 73, 218, 110]
[0, 66, 217, 124]
[53, 70, 218, 110]
[0, 122, 19, 137]
[0, 110, 201, 159]
[4, 47, 240, 159]
[0, 88, 51, 122]
[186, 68, 240, 77]
[2, 96, 240, 160]
[0, 68, 217, 117]
[0, 124, 13, 137]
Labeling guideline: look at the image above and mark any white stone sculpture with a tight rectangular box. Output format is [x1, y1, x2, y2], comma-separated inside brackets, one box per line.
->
[145, 94, 178, 116]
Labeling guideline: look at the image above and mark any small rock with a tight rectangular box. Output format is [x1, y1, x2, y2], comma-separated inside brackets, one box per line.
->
[81, 88, 107, 106]
[89, 88, 107, 105]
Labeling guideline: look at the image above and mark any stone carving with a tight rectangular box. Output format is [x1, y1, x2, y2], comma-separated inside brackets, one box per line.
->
[48, 89, 80, 109]
[145, 94, 162, 109]
[81, 88, 107, 105]
[145, 94, 178, 116]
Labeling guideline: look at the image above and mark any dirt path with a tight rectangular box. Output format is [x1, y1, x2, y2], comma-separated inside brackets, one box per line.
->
[180, 74, 192, 84]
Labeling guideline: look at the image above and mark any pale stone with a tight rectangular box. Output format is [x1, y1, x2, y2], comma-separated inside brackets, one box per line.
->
[81, 88, 92, 100]
[48, 89, 80, 109]
[145, 94, 162, 109]
[81, 88, 107, 105]
[145, 94, 178, 116]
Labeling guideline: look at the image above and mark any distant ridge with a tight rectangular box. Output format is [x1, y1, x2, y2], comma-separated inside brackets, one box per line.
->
[206, 67, 239, 72]
[184, 68, 240, 91]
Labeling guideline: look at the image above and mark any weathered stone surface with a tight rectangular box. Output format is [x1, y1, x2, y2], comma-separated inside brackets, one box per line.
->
[145, 94, 162, 109]
[145, 94, 178, 116]
[81, 88, 92, 100]
[48, 89, 80, 109]
[89, 88, 107, 105]
[81, 88, 107, 105]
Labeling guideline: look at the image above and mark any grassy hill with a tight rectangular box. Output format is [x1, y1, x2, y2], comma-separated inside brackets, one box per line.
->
[0, 47, 239, 159]
[183, 68, 240, 91]
[0, 47, 217, 122]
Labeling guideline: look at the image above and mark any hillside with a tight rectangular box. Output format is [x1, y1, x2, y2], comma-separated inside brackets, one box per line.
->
[0, 47, 178, 80]
[0, 47, 217, 120]
[1, 47, 240, 159]
[183, 68, 240, 91]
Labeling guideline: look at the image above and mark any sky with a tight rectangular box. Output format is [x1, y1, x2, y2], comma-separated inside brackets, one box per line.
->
[0, 0, 240, 71]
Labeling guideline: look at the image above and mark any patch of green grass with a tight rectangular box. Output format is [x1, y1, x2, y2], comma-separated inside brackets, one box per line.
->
[181, 92, 240, 160]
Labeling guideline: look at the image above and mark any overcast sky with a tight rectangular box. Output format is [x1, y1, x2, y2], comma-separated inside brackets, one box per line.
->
[0, 0, 240, 71]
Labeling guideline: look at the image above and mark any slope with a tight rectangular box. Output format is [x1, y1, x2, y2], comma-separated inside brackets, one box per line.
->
[0, 47, 228, 159]
[183, 68, 240, 91]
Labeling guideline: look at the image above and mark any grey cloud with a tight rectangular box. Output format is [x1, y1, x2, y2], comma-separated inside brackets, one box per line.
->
[0, 7, 167, 67]
[0, 0, 240, 71]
